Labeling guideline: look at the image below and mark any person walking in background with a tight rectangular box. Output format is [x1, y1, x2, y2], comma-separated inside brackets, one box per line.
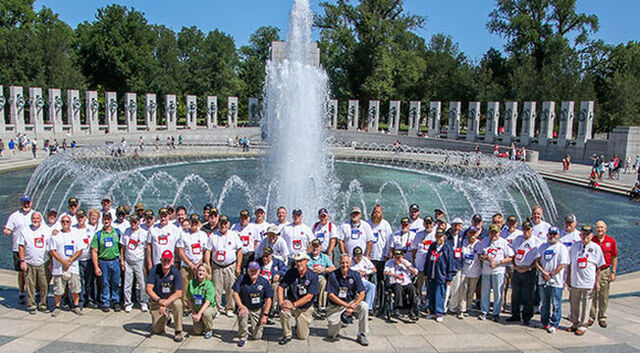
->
[8, 139, 15, 155]
[563, 153, 571, 172]
[0, 138, 4, 156]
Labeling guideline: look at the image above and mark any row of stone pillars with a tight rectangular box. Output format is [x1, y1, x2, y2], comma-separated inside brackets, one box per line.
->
[0, 85, 264, 134]
[327, 99, 594, 147]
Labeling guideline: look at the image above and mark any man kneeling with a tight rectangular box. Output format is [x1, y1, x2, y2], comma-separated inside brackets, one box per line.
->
[146, 250, 184, 342]
[326, 254, 369, 346]
[232, 261, 273, 347]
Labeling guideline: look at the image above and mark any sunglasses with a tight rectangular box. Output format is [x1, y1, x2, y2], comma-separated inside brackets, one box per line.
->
[61, 220, 71, 224]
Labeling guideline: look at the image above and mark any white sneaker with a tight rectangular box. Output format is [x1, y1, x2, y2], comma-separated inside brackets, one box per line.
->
[426, 314, 436, 319]
[547, 326, 557, 334]
[435, 316, 443, 322]
[140, 303, 149, 312]
[124, 304, 133, 313]
[214, 311, 220, 318]
[226, 310, 235, 318]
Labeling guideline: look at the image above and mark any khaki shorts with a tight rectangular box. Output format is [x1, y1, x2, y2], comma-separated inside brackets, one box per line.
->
[53, 274, 82, 295]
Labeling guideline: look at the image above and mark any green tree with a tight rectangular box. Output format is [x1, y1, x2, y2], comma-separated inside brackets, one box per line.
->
[239, 26, 281, 99]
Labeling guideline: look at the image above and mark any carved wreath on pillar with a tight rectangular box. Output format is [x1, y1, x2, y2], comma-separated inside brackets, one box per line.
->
[17, 94, 26, 111]
[0, 95, 5, 111]
[127, 99, 137, 114]
[390, 106, 397, 123]
[147, 101, 157, 114]
[72, 97, 81, 112]
[327, 104, 335, 119]
[540, 110, 548, 122]
[109, 98, 117, 115]
[53, 96, 62, 112]
[35, 96, 45, 112]
[369, 106, 377, 120]
[410, 107, 418, 122]
[228, 103, 237, 118]
[504, 109, 512, 122]
[168, 101, 177, 115]
[559, 110, 568, 121]
[207, 101, 217, 116]
[90, 98, 99, 115]
[187, 101, 197, 115]
[578, 109, 587, 122]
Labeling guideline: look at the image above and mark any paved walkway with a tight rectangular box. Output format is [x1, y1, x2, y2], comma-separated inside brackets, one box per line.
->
[0, 269, 638, 353]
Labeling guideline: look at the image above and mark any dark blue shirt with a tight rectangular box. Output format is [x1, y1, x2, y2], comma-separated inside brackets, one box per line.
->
[279, 267, 319, 309]
[446, 229, 464, 271]
[423, 242, 456, 283]
[146, 264, 182, 299]
[232, 274, 273, 310]
[325, 269, 365, 304]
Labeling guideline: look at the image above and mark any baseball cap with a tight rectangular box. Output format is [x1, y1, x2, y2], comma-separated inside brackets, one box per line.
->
[565, 214, 577, 223]
[189, 213, 200, 222]
[392, 248, 404, 256]
[423, 216, 434, 223]
[350, 206, 361, 214]
[292, 209, 303, 216]
[472, 214, 483, 223]
[434, 208, 444, 214]
[548, 226, 559, 235]
[239, 209, 250, 218]
[68, 197, 79, 206]
[116, 206, 127, 216]
[145, 209, 154, 218]
[166, 206, 175, 213]
[522, 221, 533, 230]
[353, 246, 363, 256]
[581, 225, 593, 233]
[101, 197, 111, 203]
[262, 246, 274, 255]
[489, 224, 501, 233]
[255, 206, 266, 214]
[410, 204, 420, 211]
[318, 208, 329, 216]
[203, 203, 213, 211]
[451, 217, 463, 224]
[76, 209, 86, 217]
[311, 239, 321, 247]
[161, 250, 173, 260]
[129, 214, 139, 223]
[134, 203, 145, 211]
[102, 212, 112, 220]
[507, 215, 517, 223]
[247, 261, 261, 271]
[219, 215, 230, 224]
[158, 208, 169, 216]
[469, 225, 479, 232]
[292, 252, 310, 261]
[209, 207, 219, 216]
[21, 195, 32, 203]
[400, 217, 410, 225]
[265, 225, 279, 236]
[435, 228, 446, 236]
[48, 208, 58, 216]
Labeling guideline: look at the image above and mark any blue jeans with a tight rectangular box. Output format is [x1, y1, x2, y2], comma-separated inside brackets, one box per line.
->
[79, 260, 96, 306]
[427, 280, 447, 316]
[99, 258, 121, 307]
[362, 279, 376, 310]
[540, 285, 563, 328]
[481, 273, 505, 316]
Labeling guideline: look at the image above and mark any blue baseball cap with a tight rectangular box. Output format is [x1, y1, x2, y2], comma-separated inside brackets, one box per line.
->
[548, 226, 560, 235]
[248, 261, 261, 271]
[21, 196, 31, 203]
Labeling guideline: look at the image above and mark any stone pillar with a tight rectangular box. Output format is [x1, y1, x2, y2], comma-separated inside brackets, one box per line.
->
[249, 98, 259, 126]
[48, 88, 63, 134]
[327, 99, 338, 129]
[388, 100, 400, 135]
[206, 96, 217, 128]
[67, 89, 81, 135]
[29, 87, 45, 134]
[86, 91, 99, 134]
[367, 100, 379, 133]
[124, 92, 137, 132]
[558, 101, 574, 147]
[145, 93, 157, 132]
[485, 101, 499, 143]
[227, 96, 238, 127]
[607, 126, 640, 163]
[105, 91, 118, 133]
[503, 101, 518, 145]
[165, 94, 177, 131]
[347, 100, 359, 131]
[539, 101, 555, 146]
[186, 95, 197, 129]
[408, 101, 421, 137]
[447, 101, 461, 140]
[10, 86, 26, 134]
[520, 101, 536, 145]
[0, 85, 5, 133]
[466, 101, 481, 141]
[427, 101, 441, 138]
[576, 101, 594, 148]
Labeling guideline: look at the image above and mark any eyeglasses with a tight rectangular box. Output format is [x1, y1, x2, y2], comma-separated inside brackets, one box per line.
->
[61, 220, 71, 224]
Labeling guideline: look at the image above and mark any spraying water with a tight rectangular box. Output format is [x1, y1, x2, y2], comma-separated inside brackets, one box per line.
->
[261, 0, 338, 215]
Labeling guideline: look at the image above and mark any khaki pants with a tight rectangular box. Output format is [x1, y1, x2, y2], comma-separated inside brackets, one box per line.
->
[318, 276, 327, 309]
[502, 267, 513, 310]
[416, 271, 427, 297]
[327, 302, 368, 338]
[459, 276, 480, 313]
[280, 306, 313, 339]
[238, 308, 264, 341]
[180, 266, 195, 311]
[446, 271, 464, 313]
[211, 262, 237, 312]
[25, 264, 48, 309]
[270, 281, 280, 311]
[569, 287, 593, 331]
[193, 306, 217, 335]
[149, 299, 183, 334]
[590, 267, 611, 321]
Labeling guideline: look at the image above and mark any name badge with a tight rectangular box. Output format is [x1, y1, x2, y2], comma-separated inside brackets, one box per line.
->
[34, 237, 44, 248]
[251, 296, 261, 305]
[430, 250, 440, 262]
[127, 239, 138, 250]
[464, 254, 474, 264]
[193, 294, 203, 305]
[454, 248, 462, 259]
[216, 250, 226, 262]
[64, 245, 75, 257]
[315, 232, 325, 240]
[515, 249, 525, 261]
[423, 240, 432, 251]
[563, 242, 573, 248]
[158, 234, 168, 245]
[191, 242, 202, 254]
[350, 229, 360, 240]
[338, 287, 348, 298]
[261, 270, 272, 280]
[577, 257, 588, 269]
[292, 240, 302, 250]
[296, 283, 307, 296]
[543, 249, 554, 260]
[162, 286, 171, 294]
[240, 235, 250, 247]
[104, 237, 114, 248]
[373, 232, 379, 243]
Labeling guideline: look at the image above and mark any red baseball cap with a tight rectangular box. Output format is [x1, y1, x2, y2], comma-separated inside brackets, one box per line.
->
[161, 250, 173, 260]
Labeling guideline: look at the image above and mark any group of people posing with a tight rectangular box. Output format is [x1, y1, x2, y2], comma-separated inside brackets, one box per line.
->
[4, 196, 618, 346]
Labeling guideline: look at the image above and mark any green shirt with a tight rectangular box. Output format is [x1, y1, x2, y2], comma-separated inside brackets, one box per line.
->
[187, 278, 216, 312]
[90, 228, 121, 260]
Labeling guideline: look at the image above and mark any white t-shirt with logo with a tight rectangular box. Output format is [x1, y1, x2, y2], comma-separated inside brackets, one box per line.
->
[411, 229, 436, 270]
[479, 237, 514, 275]
[532, 220, 551, 242]
[339, 221, 374, 256]
[255, 237, 290, 261]
[351, 256, 376, 278]
[120, 227, 147, 263]
[147, 223, 181, 265]
[48, 229, 82, 276]
[408, 217, 425, 234]
[390, 230, 416, 261]
[17, 225, 52, 266]
[5, 209, 34, 251]
[501, 228, 523, 244]
[113, 219, 131, 236]
[231, 223, 258, 254]
[311, 221, 339, 253]
[536, 242, 570, 287]
[251, 221, 273, 242]
[461, 238, 482, 278]
[275, 221, 290, 232]
[558, 229, 581, 249]
[205, 231, 242, 266]
[59, 211, 79, 227]
[176, 229, 208, 267]
[569, 241, 605, 289]
[384, 259, 415, 286]
[510, 235, 543, 267]
[280, 223, 315, 257]
[73, 224, 96, 261]
[368, 219, 393, 261]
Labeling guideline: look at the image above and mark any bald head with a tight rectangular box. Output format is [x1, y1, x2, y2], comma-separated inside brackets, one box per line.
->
[595, 220, 607, 237]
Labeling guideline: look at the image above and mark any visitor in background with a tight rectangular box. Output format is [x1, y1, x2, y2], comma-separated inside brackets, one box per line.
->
[0, 138, 4, 156]
[457, 224, 482, 319]
[231, 209, 258, 271]
[49, 215, 84, 317]
[589, 221, 617, 328]
[562, 153, 571, 171]
[478, 224, 514, 321]
[188, 263, 217, 339]
[424, 229, 455, 322]
[623, 156, 631, 174]
[8, 139, 15, 154]
[384, 249, 419, 321]
[535, 226, 569, 334]
[311, 208, 340, 260]
[232, 261, 272, 347]
[4, 195, 34, 304]
[367, 204, 392, 312]
[17, 212, 51, 314]
[410, 216, 435, 310]
[339, 207, 374, 258]
[146, 250, 184, 342]
[91, 213, 123, 312]
[507, 221, 542, 326]
[121, 214, 149, 313]
[568, 225, 604, 336]
[307, 238, 335, 318]
[350, 246, 376, 312]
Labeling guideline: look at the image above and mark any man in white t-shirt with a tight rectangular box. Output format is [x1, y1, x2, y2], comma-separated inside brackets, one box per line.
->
[204, 215, 243, 316]
[4, 195, 34, 303]
[73, 209, 98, 309]
[146, 208, 181, 270]
[232, 209, 259, 271]
[567, 225, 605, 336]
[255, 225, 290, 261]
[338, 207, 374, 258]
[101, 197, 117, 220]
[311, 208, 340, 258]
[390, 217, 416, 262]
[507, 221, 543, 325]
[407, 204, 425, 234]
[530, 206, 551, 242]
[367, 204, 392, 311]
[113, 206, 131, 235]
[280, 209, 314, 261]
[410, 216, 435, 308]
[457, 225, 482, 318]
[274, 206, 290, 232]
[48, 215, 84, 317]
[176, 214, 208, 313]
[120, 214, 149, 313]
[251, 206, 272, 243]
[535, 226, 569, 333]
[478, 224, 514, 321]
[351, 246, 376, 311]
[559, 214, 580, 249]
[384, 249, 419, 321]
[59, 197, 80, 227]
[17, 212, 51, 313]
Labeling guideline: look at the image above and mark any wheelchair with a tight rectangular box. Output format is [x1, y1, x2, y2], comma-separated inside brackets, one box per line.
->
[380, 276, 419, 323]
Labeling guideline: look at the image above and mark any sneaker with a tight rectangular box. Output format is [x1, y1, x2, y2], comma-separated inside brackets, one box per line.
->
[599, 320, 607, 328]
[72, 307, 84, 316]
[456, 312, 464, 320]
[226, 310, 235, 318]
[279, 336, 291, 345]
[140, 303, 149, 312]
[114, 303, 122, 312]
[38, 305, 50, 313]
[51, 307, 62, 317]
[356, 333, 369, 346]
[28, 307, 37, 315]
[214, 311, 220, 319]
[478, 314, 486, 321]
[124, 304, 133, 313]
[85, 302, 97, 309]
[174, 331, 184, 342]
[547, 326, 557, 334]
[237, 340, 246, 347]
[204, 331, 213, 339]
[463, 311, 469, 317]
[575, 328, 586, 336]
[436, 316, 443, 322]
[586, 319, 594, 327]
[408, 313, 418, 321]
[325, 335, 339, 342]
[101, 306, 110, 313]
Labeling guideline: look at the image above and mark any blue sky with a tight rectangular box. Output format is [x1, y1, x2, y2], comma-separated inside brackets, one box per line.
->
[35, 0, 640, 61]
